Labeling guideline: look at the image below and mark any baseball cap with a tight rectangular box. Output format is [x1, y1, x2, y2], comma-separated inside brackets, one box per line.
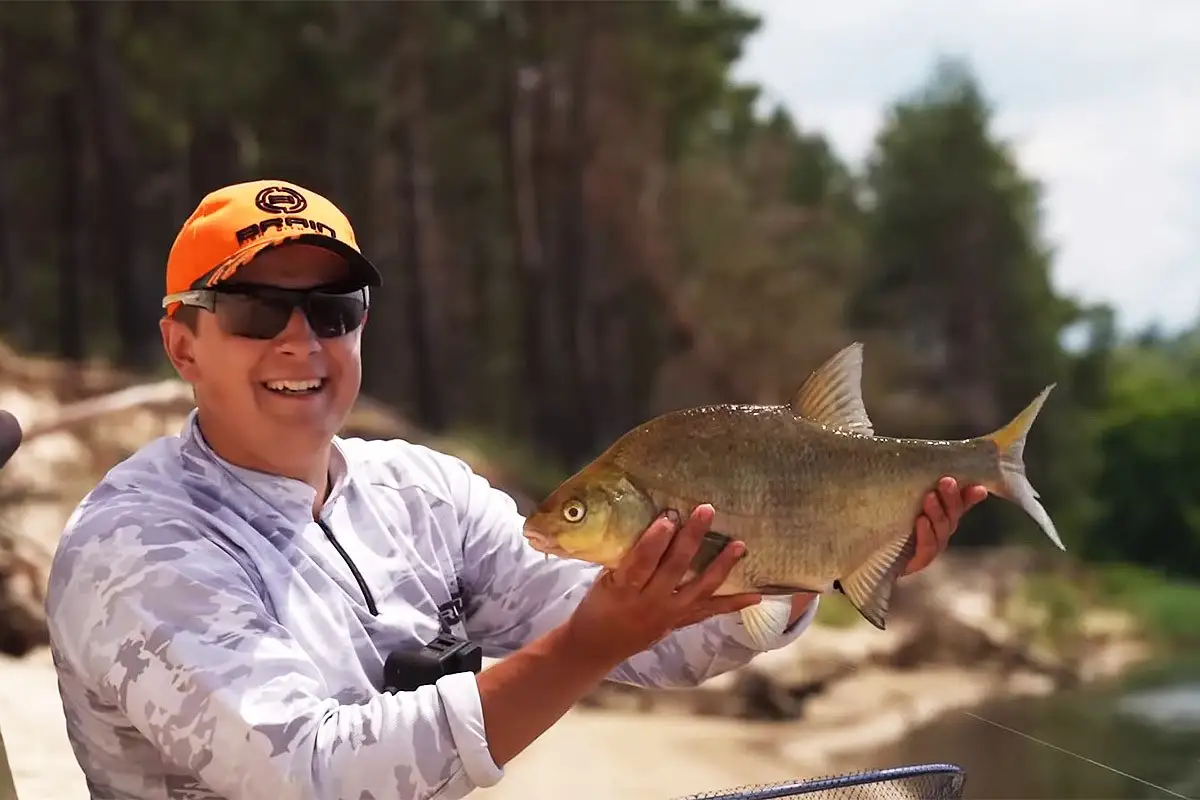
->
[163, 179, 382, 315]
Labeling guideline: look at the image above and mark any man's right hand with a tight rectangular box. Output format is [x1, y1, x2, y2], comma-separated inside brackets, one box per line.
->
[563, 503, 763, 666]
[476, 503, 763, 769]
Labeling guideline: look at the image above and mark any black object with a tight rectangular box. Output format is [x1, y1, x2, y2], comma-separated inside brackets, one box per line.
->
[0, 411, 21, 471]
[382, 632, 483, 694]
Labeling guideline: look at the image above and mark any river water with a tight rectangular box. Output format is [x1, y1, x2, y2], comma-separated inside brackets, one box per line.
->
[861, 658, 1200, 799]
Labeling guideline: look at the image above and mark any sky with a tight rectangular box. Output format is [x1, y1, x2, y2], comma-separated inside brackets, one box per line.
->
[731, 0, 1200, 335]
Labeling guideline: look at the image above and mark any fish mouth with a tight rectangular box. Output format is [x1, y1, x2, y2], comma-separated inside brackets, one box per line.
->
[522, 524, 571, 559]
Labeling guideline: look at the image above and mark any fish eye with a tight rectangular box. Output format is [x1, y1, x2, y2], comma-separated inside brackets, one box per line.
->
[561, 499, 587, 523]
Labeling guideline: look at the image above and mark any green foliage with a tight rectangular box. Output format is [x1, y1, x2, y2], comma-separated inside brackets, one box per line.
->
[1012, 562, 1200, 653]
[1093, 564, 1200, 648]
[813, 592, 866, 629]
[1086, 328, 1200, 578]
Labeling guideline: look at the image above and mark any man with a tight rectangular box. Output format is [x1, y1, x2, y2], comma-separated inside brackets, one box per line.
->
[45, 180, 986, 800]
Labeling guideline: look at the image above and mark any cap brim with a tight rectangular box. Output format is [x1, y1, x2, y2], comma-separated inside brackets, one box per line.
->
[190, 232, 383, 290]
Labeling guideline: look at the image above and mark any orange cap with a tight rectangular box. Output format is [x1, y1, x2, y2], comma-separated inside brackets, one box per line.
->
[163, 180, 381, 314]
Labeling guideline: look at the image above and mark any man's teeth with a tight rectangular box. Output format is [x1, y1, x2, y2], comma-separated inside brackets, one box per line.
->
[265, 379, 324, 393]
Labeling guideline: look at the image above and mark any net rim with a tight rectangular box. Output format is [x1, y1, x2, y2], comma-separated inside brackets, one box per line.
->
[670, 762, 967, 800]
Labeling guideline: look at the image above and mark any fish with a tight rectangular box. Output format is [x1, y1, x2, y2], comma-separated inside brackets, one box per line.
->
[521, 342, 1064, 648]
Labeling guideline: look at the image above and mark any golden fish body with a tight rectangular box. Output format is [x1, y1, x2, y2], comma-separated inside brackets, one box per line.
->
[522, 342, 1063, 646]
[605, 405, 1005, 595]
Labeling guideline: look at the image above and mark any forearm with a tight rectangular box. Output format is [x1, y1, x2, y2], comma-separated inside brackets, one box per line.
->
[476, 622, 619, 766]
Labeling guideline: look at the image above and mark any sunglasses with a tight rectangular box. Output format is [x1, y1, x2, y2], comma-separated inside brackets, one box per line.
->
[162, 283, 369, 340]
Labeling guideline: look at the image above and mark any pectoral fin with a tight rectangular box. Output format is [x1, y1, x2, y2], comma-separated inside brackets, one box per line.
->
[837, 533, 917, 630]
[688, 530, 737, 577]
[739, 596, 794, 651]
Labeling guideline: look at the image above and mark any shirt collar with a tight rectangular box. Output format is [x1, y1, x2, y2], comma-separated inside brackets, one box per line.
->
[179, 409, 352, 525]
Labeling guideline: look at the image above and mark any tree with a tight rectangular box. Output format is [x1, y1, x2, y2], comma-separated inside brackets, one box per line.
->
[851, 57, 1100, 548]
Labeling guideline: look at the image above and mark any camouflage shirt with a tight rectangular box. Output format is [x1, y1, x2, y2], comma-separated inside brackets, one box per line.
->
[45, 411, 819, 800]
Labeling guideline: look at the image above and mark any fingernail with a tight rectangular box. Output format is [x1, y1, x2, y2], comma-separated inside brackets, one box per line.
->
[662, 509, 680, 525]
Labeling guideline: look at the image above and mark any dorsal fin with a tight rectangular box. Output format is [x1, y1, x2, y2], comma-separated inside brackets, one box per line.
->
[790, 342, 875, 435]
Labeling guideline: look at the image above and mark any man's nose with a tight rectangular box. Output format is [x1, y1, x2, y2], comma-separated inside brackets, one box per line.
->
[274, 308, 321, 355]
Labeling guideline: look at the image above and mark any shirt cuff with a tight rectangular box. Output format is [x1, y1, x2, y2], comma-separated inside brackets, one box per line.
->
[437, 671, 504, 789]
[719, 594, 822, 651]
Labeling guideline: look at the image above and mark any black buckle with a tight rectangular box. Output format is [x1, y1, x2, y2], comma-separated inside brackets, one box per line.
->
[382, 633, 483, 694]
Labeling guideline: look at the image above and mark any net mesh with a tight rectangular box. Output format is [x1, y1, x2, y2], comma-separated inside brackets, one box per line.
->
[671, 763, 966, 800]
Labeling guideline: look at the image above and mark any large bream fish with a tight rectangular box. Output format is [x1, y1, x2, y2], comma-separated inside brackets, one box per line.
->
[521, 342, 1064, 648]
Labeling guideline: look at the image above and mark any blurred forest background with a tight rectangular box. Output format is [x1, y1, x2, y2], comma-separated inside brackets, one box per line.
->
[0, 1, 1196, 595]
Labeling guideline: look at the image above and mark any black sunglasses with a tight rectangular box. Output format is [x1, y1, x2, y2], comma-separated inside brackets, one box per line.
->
[162, 283, 369, 340]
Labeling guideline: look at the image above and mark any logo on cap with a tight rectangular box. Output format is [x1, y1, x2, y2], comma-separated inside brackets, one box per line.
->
[255, 186, 308, 215]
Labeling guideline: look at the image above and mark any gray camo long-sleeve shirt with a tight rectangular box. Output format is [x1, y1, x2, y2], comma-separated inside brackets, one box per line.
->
[45, 411, 820, 800]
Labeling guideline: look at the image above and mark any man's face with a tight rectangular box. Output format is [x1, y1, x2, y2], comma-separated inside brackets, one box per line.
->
[161, 243, 365, 456]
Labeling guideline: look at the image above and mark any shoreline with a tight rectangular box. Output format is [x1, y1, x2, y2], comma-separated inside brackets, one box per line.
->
[473, 615, 1151, 800]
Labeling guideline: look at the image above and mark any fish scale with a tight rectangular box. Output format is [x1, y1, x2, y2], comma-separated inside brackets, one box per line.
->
[522, 342, 1065, 649]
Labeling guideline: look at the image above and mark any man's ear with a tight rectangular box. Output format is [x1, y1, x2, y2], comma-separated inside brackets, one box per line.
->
[160, 317, 199, 382]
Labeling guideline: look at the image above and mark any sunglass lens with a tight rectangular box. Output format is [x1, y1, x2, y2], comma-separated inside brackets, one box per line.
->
[214, 294, 293, 340]
[306, 293, 367, 337]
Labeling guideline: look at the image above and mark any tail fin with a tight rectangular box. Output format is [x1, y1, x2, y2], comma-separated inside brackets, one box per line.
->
[983, 384, 1065, 551]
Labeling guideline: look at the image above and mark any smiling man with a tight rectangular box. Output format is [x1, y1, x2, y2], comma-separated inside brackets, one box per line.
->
[44, 179, 985, 800]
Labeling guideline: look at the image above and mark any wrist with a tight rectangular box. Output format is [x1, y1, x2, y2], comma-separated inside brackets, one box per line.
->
[553, 615, 630, 676]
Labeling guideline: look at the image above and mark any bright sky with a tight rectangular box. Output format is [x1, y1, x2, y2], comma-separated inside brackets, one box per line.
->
[732, 0, 1200, 335]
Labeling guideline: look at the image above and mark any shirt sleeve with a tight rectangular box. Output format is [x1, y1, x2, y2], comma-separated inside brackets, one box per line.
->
[46, 507, 502, 800]
[451, 457, 820, 688]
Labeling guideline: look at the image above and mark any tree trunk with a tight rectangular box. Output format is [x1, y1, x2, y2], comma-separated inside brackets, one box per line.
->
[396, 12, 448, 432]
[500, 2, 555, 444]
[55, 95, 85, 367]
[73, 1, 156, 369]
[0, 27, 23, 346]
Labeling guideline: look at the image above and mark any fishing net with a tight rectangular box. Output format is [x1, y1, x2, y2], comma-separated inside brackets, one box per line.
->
[671, 763, 967, 800]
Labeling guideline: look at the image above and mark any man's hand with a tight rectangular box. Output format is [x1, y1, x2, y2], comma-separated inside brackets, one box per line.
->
[564, 504, 762, 665]
[478, 505, 760, 768]
[904, 476, 988, 575]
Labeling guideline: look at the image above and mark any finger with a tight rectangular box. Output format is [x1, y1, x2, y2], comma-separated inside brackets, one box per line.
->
[675, 533, 745, 606]
[939, 477, 964, 528]
[614, 510, 680, 589]
[904, 516, 938, 575]
[676, 592, 763, 628]
[923, 487, 948, 533]
[644, 504, 715, 596]
[963, 484, 989, 509]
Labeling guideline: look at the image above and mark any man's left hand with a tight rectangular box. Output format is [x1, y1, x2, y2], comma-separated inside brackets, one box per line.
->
[903, 476, 988, 576]
[788, 476, 988, 623]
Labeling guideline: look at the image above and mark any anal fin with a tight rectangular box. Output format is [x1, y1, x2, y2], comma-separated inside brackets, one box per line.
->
[838, 533, 917, 630]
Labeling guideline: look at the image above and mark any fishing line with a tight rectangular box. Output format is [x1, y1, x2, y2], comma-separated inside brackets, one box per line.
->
[807, 602, 1195, 800]
[958, 710, 1192, 799]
